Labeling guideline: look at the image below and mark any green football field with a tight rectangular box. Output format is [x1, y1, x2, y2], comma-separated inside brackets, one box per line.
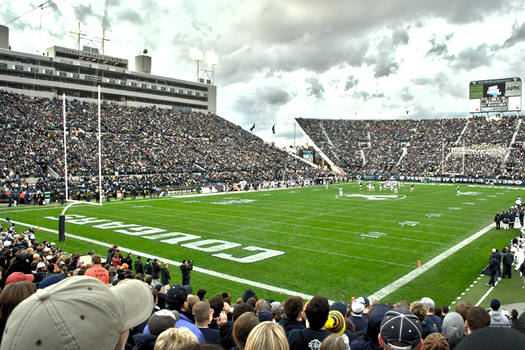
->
[2, 182, 523, 306]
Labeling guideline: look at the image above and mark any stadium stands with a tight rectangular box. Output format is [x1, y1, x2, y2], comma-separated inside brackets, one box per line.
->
[297, 114, 524, 178]
[0, 91, 320, 200]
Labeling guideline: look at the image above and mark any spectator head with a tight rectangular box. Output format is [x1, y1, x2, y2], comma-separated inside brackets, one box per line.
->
[270, 301, 284, 321]
[329, 301, 347, 317]
[232, 302, 254, 321]
[148, 309, 180, 337]
[455, 327, 525, 350]
[465, 306, 490, 334]
[233, 312, 259, 350]
[489, 299, 500, 311]
[166, 285, 188, 312]
[154, 327, 199, 350]
[455, 302, 472, 321]
[187, 295, 199, 313]
[513, 313, 525, 334]
[5, 272, 34, 286]
[91, 254, 102, 264]
[366, 303, 391, 347]
[320, 334, 346, 350]
[421, 333, 449, 350]
[1, 276, 153, 350]
[442, 305, 449, 316]
[351, 300, 365, 314]
[284, 296, 304, 321]
[421, 297, 435, 312]
[221, 292, 232, 304]
[193, 301, 213, 326]
[325, 310, 346, 335]
[356, 296, 371, 312]
[410, 301, 427, 322]
[208, 294, 224, 318]
[255, 299, 271, 313]
[244, 321, 289, 350]
[0, 281, 36, 324]
[242, 289, 257, 302]
[441, 312, 465, 345]
[379, 307, 423, 350]
[197, 289, 206, 301]
[305, 296, 329, 330]
[246, 297, 257, 308]
[38, 274, 67, 289]
[36, 262, 46, 270]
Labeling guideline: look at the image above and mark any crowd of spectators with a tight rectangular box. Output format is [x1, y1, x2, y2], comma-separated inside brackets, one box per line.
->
[1, 220, 525, 349]
[297, 115, 524, 179]
[0, 91, 321, 201]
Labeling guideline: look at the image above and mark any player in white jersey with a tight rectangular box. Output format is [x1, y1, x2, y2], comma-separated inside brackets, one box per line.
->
[339, 187, 343, 197]
[457, 186, 461, 196]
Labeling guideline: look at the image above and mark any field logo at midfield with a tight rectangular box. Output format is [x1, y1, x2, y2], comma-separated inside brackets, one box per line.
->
[43, 214, 283, 263]
[425, 213, 442, 218]
[398, 221, 419, 227]
[461, 192, 482, 196]
[397, 221, 419, 227]
[345, 194, 406, 201]
[449, 207, 462, 210]
[211, 199, 256, 205]
[361, 231, 387, 239]
[462, 202, 475, 205]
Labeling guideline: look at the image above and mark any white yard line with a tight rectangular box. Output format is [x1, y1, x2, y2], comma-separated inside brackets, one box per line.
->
[3, 219, 319, 301]
[475, 278, 500, 306]
[369, 223, 496, 301]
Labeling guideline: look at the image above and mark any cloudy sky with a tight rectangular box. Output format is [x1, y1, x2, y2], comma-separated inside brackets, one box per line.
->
[1, 0, 524, 146]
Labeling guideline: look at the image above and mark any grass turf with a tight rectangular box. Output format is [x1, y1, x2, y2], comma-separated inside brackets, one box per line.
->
[2, 182, 523, 305]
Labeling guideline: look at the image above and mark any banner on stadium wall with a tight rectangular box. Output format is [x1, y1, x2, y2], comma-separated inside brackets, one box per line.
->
[351, 174, 525, 186]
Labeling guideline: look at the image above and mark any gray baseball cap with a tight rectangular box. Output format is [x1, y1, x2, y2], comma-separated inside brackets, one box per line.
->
[1, 276, 154, 350]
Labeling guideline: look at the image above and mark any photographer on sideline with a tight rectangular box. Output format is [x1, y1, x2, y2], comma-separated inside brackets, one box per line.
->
[180, 259, 193, 286]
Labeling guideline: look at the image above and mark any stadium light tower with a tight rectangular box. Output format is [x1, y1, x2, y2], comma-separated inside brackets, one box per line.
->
[205, 51, 218, 84]
[189, 48, 204, 82]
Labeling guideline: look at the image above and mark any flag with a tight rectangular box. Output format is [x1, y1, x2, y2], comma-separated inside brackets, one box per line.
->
[249, 123, 255, 132]
[272, 124, 275, 134]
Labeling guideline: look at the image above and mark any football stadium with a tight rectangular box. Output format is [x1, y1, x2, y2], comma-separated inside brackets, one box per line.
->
[1, 2, 525, 349]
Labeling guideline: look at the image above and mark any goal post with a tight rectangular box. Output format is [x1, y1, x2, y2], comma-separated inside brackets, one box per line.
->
[59, 85, 104, 241]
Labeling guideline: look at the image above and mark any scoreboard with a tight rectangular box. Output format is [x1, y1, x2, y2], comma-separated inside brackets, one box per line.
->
[469, 77, 521, 113]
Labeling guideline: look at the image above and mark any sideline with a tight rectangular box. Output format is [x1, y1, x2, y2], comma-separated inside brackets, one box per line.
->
[369, 223, 496, 301]
[2, 219, 318, 301]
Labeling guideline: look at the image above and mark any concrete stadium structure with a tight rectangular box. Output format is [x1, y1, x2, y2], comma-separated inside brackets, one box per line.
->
[0, 26, 216, 113]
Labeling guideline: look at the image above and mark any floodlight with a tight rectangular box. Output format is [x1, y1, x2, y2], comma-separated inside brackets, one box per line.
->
[205, 51, 219, 65]
[189, 48, 204, 61]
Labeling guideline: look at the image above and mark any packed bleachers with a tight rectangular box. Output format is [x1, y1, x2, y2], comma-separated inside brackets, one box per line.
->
[0, 91, 320, 199]
[297, 114, 524, 178]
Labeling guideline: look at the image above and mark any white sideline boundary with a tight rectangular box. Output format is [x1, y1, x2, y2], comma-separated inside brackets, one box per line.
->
[369, 223, 496, 301]
[3, 219, 317, 301]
